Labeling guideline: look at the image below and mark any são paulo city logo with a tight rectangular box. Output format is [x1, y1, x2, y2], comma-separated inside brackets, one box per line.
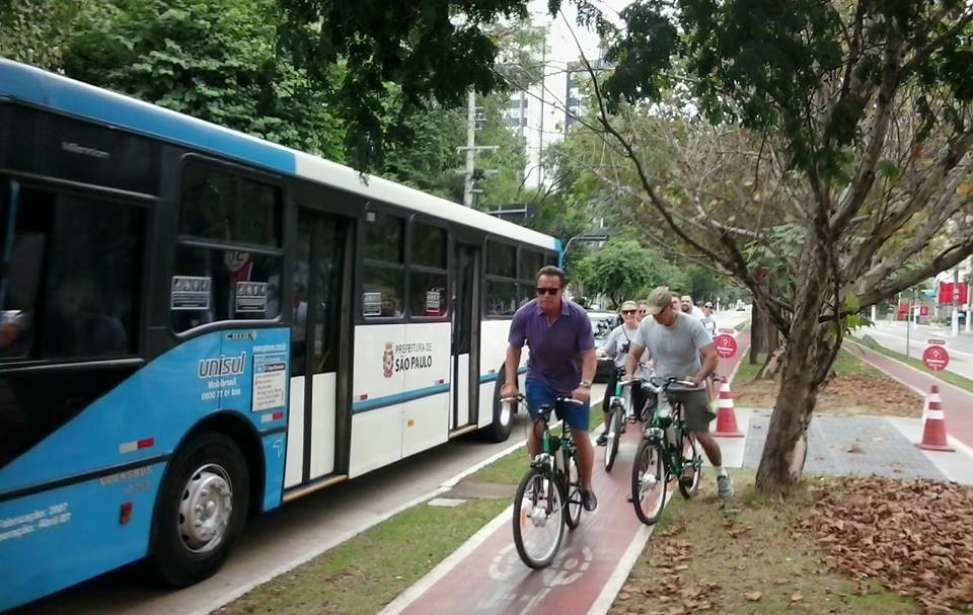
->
[382, 342, 433, 378]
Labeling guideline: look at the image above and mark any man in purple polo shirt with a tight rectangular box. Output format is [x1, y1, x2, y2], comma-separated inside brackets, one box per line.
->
[502, 266, 598, 511]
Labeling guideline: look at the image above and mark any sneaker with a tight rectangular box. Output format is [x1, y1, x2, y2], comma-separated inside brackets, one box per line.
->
[581, 489, 599, 512]
[595, 431, 608, 446]
[717, 474, 734, 498]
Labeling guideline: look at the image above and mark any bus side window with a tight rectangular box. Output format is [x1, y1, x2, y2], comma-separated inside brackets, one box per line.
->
[0, 187, 143, 361]
[172, 162, 283, 332]
[362, 212, 405, 319]
[485, 240, 518, 317]
[409, 222, 448, 318]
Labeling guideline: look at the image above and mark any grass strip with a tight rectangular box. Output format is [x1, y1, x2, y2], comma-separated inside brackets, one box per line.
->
[734, 348, 899, 387]
[217, 498, 507, 615]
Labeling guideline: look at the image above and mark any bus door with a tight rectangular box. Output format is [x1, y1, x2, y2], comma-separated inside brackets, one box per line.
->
[450, 243, 480, 433]
[285, 209, 349, 487]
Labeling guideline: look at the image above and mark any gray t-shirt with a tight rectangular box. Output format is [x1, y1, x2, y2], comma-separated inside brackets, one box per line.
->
[633, 313, 713, 380]
[602, 324, 640, 369]
[700, 316, 717, 337]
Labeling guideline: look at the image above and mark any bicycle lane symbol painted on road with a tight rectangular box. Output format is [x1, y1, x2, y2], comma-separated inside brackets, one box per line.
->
[484, 544, 594, 613]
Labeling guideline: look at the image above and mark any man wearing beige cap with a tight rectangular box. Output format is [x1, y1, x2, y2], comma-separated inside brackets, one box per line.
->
[625, 287, 733, 499]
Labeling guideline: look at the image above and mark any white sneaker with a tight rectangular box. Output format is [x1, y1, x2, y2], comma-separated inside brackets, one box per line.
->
[717, 474, 734, 498]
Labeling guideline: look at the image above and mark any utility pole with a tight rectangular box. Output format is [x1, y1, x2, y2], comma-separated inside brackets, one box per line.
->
[463, 89, 476, 208]
[457, 89, 498, 208]
[538, 29, 547, 187]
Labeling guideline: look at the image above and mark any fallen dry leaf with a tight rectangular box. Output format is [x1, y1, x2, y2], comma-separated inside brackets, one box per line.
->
[791, 592, 803, 602]
[797, 477, 973, 613]
[744, 591, 762, 602]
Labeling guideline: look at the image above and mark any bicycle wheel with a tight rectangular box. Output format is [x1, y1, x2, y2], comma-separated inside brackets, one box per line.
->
[564, 450, 583, 529]
[513, 467, 565, 569]
[604, 404, 624, 472]
[677, 430, 701, 499]
[631, 439, 667, 525]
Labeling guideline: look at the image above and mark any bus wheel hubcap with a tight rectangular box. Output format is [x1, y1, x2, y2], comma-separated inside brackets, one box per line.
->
[179, 463, 233, 552]
[500, 401, 511, 426]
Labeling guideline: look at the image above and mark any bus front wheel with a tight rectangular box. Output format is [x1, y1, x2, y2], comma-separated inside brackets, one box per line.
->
[148, 432, 250, 587]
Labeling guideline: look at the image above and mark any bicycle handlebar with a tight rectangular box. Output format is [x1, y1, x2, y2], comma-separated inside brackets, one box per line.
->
[637, 376, 704, 392]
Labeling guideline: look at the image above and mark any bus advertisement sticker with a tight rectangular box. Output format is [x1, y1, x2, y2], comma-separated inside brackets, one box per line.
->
[171, 275, 211, 310]
[236, 281, 268, 314]
[253, 351, 287, 412]
[363, 291, 382, 317]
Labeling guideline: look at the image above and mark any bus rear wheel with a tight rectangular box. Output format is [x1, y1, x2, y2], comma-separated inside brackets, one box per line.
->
[484, 374, 514, 442]
[148, 432, 250, 587]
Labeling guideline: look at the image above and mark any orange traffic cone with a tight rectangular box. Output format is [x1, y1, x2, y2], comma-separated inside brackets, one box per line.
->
[917, 385, 954, 452]
[714, 380, 744, 437]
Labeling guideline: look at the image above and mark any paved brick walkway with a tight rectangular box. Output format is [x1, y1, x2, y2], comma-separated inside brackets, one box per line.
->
[741, 411, 948, 481]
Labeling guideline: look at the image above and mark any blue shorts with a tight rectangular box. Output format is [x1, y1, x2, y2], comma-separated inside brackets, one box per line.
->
[525, 379, 590, 431]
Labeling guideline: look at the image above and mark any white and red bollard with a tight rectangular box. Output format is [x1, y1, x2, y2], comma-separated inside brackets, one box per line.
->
[917, 385, 954, 452]
[714, 380, 744, 438]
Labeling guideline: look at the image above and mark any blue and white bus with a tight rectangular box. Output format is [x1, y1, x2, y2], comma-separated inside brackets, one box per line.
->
[0, 59, 559, 610]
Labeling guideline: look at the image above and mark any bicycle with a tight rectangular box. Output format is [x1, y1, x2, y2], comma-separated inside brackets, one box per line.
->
[630, 377, 704, 526]
[603, 368, 632, 472]
[503, 394, 585, 569]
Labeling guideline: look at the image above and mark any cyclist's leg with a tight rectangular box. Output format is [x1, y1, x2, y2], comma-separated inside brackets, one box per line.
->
[678, 389, 733, 497]
[675, 389, 721, 464]
[557, 398, 594, 491]
[597, 369, 618, 445]
[525, 379, 557, 458]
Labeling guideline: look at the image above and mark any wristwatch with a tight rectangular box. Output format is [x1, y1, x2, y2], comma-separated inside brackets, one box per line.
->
[579, 380, 592, 389]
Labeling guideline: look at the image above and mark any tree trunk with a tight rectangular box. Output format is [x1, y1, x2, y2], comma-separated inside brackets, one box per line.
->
[755, 322, 836, 492]
[756, 233, 837, 493]
[757, 343, 786, 379]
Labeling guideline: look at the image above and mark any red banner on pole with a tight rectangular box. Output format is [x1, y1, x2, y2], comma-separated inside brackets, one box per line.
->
[938, 282, 969, 305]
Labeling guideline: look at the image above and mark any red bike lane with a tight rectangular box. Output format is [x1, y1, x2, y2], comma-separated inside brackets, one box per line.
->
[854, 344, 973, 450]
[381, 327, 752, 615]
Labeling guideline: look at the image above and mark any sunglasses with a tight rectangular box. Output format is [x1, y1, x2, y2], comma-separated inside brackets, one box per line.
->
[621, 309, 637, 314]
[536, 287, 560, 295]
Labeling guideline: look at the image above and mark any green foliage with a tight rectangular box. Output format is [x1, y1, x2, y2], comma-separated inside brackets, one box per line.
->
[574, 238, 681, 307]
[276, 0, 554, 171]
[61, 0, 346, 159]
[382, 102, 467, 200]
[0, 0, 83, 70]
[604, 1, 973, 180]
